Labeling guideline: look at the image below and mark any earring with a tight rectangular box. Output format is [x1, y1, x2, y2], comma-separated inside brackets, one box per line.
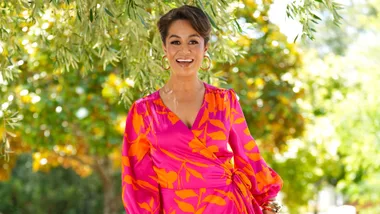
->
[200, 56, 211, 71]
[161, 55, 170, 70]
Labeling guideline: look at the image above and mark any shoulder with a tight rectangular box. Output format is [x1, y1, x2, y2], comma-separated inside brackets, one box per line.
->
[129, 90, 158, 114]
[205, 82, 227, 92]
[205, 82, 238, 100]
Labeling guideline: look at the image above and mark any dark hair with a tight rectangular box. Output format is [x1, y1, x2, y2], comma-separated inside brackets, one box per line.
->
[157, 5, 211, 45]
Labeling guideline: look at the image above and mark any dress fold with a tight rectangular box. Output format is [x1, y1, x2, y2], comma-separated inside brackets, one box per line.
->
[122, 82, 283, 214]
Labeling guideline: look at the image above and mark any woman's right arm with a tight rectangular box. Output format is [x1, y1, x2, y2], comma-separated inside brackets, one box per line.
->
[122, 102, 161, 214]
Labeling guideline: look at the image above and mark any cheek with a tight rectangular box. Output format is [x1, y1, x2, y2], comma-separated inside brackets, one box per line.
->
[195, 48, 205, 59]
[165, 49, 176, 61]
[166, 46, 178, 56]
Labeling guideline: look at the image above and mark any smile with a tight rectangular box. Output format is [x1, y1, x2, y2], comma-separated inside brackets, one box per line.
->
[176, 59, 194, 65]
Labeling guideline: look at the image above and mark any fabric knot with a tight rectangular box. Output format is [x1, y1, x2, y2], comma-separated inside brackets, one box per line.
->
[228, 168, 252, 198]
[232, 169, 252, 189]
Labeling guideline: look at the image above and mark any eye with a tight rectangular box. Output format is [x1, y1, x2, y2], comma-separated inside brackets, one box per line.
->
[170, 41, 180, 45]
[189, 40, 199, 45]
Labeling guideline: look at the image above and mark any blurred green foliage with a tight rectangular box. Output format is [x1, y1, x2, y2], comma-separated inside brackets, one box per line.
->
[0, 154, 105, 214]
[1, 1, 242, 213]
[2, 0, 376, 214]
[214, 0, 305, 152]
[275, 0, 380, 212]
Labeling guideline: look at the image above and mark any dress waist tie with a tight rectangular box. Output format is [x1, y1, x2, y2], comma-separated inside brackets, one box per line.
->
[227, 168, 255, 213]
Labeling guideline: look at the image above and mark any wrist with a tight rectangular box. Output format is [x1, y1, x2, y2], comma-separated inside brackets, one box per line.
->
[261, 200, 282, 213]
[263, 209, 276, 214]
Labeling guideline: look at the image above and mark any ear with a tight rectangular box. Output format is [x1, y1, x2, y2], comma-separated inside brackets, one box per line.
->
[162, 43, 167, 54]
[204, 43, 209, 54]
[204, 42, 210, 54]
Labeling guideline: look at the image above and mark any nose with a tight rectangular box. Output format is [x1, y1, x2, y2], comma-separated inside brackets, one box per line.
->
[180, 44, 191, 54]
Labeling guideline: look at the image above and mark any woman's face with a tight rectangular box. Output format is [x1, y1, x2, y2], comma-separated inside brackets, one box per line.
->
[163, 19, 208, 77]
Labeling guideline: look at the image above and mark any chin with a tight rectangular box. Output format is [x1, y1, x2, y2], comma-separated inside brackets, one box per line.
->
[172, 68, 198, 77]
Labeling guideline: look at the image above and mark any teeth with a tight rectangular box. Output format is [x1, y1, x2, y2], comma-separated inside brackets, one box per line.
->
[177, 59, 193, 62]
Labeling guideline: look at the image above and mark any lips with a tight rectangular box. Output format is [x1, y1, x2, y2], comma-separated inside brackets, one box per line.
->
[176, 58, 194, 67]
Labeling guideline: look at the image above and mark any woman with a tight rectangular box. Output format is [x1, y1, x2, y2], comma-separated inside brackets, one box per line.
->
[122, 5, 283, 214]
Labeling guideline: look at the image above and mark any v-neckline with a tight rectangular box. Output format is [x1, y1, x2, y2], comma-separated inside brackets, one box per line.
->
[156, 81, 208, 130]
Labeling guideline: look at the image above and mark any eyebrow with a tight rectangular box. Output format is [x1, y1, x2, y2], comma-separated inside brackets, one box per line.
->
[168, 34, 200, 39]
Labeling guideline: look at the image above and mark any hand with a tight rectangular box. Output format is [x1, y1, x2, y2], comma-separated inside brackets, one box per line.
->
[262, 198, 280, 214]
[263, 210, 276, 214]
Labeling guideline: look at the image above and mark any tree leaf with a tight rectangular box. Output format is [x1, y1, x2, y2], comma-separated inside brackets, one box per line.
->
[311, 13, 322, 21]
[89, 8, 93, 22]
[104, 8, 114, 18]
[293, 34, 299, 43]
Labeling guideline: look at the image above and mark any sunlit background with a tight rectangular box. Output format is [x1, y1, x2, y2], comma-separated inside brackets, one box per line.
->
[1, 0, 379, 213]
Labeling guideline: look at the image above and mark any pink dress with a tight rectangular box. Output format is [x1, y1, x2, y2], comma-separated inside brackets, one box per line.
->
[122, 82, 283, 214]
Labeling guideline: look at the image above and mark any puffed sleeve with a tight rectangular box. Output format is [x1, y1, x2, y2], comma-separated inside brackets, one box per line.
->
[122, 101, 161, 214]
[227, 89, 283, 206]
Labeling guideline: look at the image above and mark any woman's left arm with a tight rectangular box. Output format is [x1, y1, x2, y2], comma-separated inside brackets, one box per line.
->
[227, 89, 283, 210]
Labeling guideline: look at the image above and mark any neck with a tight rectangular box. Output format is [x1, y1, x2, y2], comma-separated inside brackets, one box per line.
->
[164, 75, 203, 93]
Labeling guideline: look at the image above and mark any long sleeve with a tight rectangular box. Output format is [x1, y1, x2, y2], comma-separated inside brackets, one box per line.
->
[227, 89, 283, 206]
[122, 102, 161, 214]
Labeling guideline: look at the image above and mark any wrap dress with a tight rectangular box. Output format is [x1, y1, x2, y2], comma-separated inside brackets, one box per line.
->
[122, 82, 283, 214]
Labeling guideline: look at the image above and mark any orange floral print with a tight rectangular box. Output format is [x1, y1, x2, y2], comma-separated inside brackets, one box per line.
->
[122, 82, 283, 213]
